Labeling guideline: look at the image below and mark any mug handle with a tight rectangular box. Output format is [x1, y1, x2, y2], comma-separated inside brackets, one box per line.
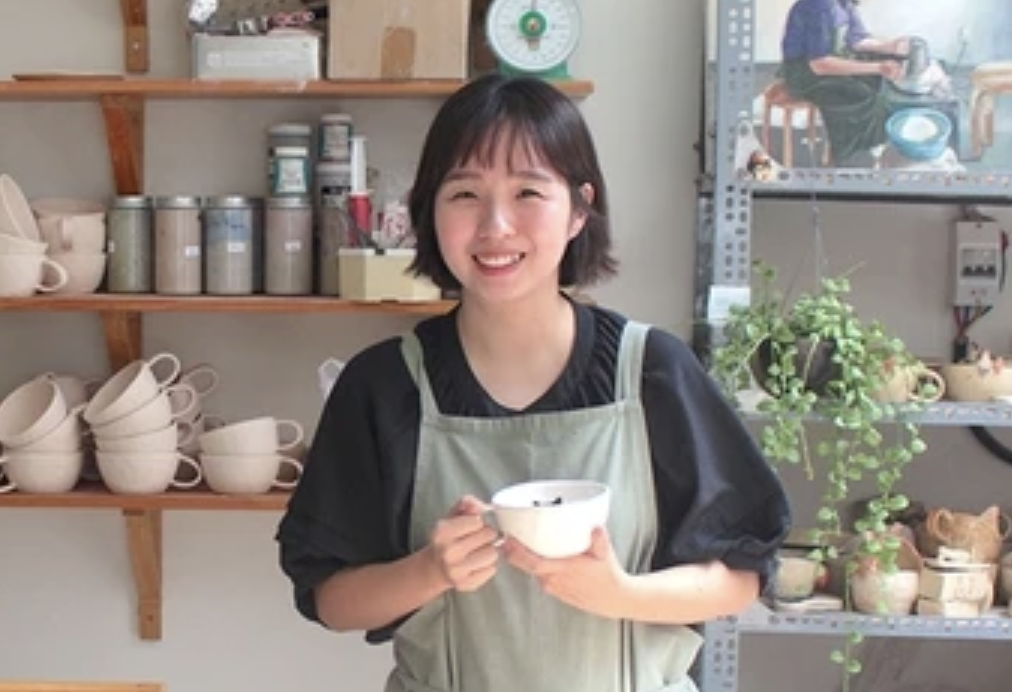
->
[165, 383, 199, 423]
[181, 364, 219, 398]
[36, 257, 68, 293]
[170, 454, 203, 489]
[0, 457, 16, 494]
[271, 455, 304, 490]
[176, 420, 197, 449]
[910, 369, 945, 403]
[277, 419, 305, 452]
[147, 352, 182, 389]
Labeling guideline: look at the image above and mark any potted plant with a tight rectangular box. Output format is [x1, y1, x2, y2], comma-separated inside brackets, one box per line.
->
[711, 261, 932, 683]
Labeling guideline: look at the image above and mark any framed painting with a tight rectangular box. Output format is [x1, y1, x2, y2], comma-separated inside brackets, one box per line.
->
[705, 0, 1012, 198]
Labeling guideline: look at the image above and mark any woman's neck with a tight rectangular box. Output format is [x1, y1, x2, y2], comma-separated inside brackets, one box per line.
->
[455, 291, 577, 410]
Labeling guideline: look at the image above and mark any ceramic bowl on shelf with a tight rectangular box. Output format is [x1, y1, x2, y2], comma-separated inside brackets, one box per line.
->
[491, 479, 610, 558]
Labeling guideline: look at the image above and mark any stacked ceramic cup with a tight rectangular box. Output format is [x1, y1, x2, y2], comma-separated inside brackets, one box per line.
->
[198, 416, 304, 494]
[31, 197, 109, 294]
[83, 352, 203, 494]
[0, 375, 86, 493]
[0, 174, 68, 296]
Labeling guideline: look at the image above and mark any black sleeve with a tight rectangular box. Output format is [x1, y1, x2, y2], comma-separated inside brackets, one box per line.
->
[275, 336, 421, 631]
[642, 330, 791, 593]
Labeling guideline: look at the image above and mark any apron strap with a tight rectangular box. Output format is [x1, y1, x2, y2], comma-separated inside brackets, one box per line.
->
[615, 321, 650, 401]
[399, 331, 440, 418]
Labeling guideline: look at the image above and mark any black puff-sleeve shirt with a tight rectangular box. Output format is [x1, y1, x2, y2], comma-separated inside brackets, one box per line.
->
[276, 301, 791, 641]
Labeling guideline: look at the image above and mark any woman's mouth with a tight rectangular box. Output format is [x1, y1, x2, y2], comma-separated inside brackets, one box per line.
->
[474, 253, 523, 269]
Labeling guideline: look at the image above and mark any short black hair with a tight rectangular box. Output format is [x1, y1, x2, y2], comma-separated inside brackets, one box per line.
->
[408, 74, 617, 290]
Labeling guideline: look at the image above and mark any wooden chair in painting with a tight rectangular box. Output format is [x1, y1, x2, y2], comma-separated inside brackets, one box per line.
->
[761, 78, 831, 167]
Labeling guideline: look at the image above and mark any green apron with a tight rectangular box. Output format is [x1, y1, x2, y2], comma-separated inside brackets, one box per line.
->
[388, 321, 701, 692]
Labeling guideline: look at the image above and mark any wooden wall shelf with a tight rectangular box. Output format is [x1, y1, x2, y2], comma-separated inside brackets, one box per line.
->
[0, 482, 290, 511]
[0, 78, 595, 101]
[0, 295, 456, 315]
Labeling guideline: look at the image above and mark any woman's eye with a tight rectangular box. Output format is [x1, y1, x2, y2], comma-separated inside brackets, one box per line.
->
[519, 188, 544, 199]
[447, 189, 476, 201]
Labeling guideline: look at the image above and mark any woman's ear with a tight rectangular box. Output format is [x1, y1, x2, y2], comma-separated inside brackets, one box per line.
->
[569, 183, 595, 238]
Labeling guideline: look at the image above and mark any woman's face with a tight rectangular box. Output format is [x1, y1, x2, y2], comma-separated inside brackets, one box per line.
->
[433, 136, 589, 306]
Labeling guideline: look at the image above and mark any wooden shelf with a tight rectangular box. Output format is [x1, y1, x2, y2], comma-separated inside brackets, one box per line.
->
[0, 78, 595, 101]
[0, 294, 457, 315]
[0, 482, 291, 511]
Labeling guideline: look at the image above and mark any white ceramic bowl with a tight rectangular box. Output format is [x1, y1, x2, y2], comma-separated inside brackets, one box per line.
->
[491, 479, 611, 558]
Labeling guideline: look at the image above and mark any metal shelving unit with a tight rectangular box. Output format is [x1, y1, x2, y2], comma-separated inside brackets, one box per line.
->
[699, 603, 1012, 692]
[697, 0, 1012, 690]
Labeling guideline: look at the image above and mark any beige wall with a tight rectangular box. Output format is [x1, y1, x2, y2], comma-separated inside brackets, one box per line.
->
[0, 2, 1008, 691]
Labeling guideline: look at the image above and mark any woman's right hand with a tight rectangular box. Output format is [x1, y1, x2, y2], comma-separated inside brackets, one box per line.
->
[426, 495, 500, 593]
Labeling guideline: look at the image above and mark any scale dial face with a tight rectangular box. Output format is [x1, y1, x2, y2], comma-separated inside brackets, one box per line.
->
[486, 0, 582, 74]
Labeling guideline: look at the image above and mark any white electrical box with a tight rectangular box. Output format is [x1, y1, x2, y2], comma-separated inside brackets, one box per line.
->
[951, 220, 1003, 306]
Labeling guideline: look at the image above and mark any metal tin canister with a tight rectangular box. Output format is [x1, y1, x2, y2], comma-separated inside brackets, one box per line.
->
[265, 196, 313, 295]
[106, 195, 153, 293]
[202, 196, 259, 295]
[154, 195, 202, 295]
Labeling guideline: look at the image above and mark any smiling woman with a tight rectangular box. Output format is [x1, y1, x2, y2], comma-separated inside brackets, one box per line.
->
[276, 74, 790, 692]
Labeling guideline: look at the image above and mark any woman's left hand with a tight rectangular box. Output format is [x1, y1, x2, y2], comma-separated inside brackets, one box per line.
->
[503, 527, 629, 619]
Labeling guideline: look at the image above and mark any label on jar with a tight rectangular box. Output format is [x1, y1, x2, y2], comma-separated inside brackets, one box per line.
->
[274, 157, 309, 195]
[227, 241, 247, 253]
[284, 240, 302, 253]
[184, 245, 201, 258]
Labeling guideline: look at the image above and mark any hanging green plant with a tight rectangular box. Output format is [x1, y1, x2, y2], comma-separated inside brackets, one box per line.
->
[710, 261, 933, 687]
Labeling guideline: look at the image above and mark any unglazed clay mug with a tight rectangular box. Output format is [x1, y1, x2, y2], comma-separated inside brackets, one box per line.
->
[96, 450, 202, 494]
[200, 452, 304, 494]
[0, 377, 69, 448]
[875, 361, 946, 404]
[32, 197, 107, 253]
[89, 383, 198, 439]
[0, 449, 84, 493]
[0, 253, 68, 296]
[84, 352, 182, 426]
[198, 416, 303, 455]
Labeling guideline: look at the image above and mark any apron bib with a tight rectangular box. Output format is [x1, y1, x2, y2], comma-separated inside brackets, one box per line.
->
[388, 322, 700, 692]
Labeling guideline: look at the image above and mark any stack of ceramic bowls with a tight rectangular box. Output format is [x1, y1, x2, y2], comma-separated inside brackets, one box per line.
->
[198, 416, 305, 494]
[32, 197, 109, 294]
[83, 352, 203, 494]
[0, 174, 68, 296]
[0, 375, 86, 493]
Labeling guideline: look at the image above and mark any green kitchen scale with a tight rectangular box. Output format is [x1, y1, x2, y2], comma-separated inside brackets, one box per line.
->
[486, 0, 582, 79]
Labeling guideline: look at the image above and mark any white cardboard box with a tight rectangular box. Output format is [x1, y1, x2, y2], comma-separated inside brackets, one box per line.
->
[192, 33, 321, 81]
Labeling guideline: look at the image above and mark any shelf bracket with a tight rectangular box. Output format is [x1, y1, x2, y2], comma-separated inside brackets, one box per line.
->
[101, 95, 145, 195]
[120, 0, 149, 74]
[100, 311, 143, 371]
[124, 508, 162, 641]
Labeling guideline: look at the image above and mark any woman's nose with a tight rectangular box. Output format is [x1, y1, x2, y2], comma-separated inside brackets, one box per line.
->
[477, 202, 513, 237]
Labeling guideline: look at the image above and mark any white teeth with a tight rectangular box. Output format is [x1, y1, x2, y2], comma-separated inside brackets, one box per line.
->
[475, 254, 521, 268]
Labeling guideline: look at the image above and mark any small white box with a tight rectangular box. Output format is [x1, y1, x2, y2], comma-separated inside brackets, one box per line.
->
[192, 33, 321, 81]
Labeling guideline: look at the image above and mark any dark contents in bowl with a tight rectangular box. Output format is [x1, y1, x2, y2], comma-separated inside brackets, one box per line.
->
[534, 497, 564, 507]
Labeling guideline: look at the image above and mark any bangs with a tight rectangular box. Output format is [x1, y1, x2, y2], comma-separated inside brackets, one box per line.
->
[449, 117, 548, 173]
